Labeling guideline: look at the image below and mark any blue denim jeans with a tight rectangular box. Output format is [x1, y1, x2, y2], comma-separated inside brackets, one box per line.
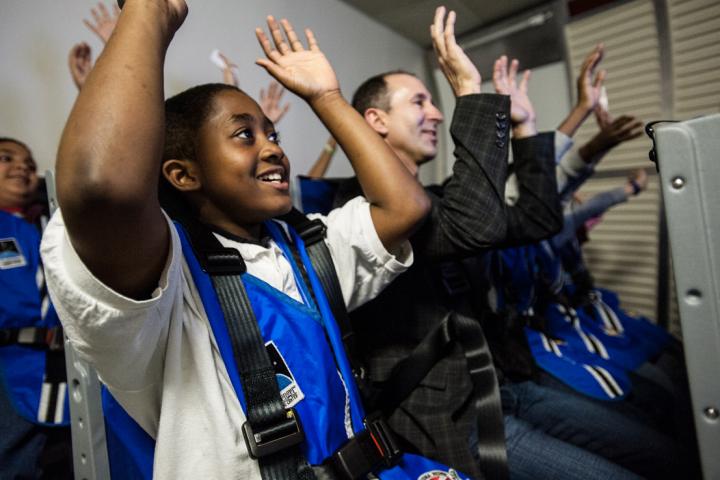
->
[501, 415, 641, 480]
[502, 379, 681, 479]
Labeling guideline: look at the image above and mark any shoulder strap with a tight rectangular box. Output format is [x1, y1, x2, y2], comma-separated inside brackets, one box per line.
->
[278, 209, 365, 382]
[374, 260, 509, 480]
[181, 218, 315, 480]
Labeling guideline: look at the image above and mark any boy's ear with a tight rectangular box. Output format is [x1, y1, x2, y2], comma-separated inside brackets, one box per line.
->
[363, 108, 389, 137]
[162, 159, 201, 192]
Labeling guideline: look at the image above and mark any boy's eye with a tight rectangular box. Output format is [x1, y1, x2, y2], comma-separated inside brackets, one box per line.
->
[233, 129, 253, 140]
[268, 132, 280, 144]
[0, 155, 10, 163]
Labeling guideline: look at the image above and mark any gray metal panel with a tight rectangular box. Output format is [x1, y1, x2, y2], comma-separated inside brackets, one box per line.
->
[654, 114, 720, 480]
[45, 170, 110, 480]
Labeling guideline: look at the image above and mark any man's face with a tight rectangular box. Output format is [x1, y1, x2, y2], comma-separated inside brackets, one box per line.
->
[0, 141, 39, 210]
[193, 90, 292, 229]
[382, 74, 444, 165]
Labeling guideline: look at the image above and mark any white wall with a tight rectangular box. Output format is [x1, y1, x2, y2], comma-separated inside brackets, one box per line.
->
[0, 0, 427, 177]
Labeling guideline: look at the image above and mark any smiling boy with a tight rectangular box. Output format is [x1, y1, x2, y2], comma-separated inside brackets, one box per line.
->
[40, 1, 438, 478]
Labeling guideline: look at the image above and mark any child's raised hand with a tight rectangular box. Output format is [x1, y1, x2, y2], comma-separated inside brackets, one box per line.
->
[255, 17, 339, 104]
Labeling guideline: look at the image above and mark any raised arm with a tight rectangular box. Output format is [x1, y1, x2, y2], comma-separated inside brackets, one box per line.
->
[56, 0, 187, 298]
[306, 136, 337, 178]
[558, 44, 606, 138]
[255, 17, 429, 250]
[492, 56, 562, 242]
[412, 7, 508, 258]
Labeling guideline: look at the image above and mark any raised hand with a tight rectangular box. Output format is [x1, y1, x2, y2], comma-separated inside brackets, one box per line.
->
[255, 17, 339, 104]
[430, 6, 481, 97]
[580, 114, 644, 160]
[260, 81, 291, 124]
[216, 51, 239, 87]
[493, 56, 535, 126]
[576, 44, 606, 112]
[83, 2, 120, 44]
[68, 42, 93, 91]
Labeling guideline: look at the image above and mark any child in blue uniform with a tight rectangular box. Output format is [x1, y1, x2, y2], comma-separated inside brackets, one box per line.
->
[0, 137, 72, 479]
[39, 1, 471, 478]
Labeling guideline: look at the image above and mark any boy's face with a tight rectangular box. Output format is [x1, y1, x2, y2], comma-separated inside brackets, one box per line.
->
[195, 90, 291, 227]
[0, 141, 39, 210]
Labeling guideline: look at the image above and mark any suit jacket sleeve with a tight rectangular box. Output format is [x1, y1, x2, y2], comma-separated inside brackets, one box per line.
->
[412, 93, 510, 260]
[504, 132, 563, 244]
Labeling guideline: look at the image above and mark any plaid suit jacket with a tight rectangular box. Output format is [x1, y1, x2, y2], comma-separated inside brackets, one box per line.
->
[334, 94, 560, 479]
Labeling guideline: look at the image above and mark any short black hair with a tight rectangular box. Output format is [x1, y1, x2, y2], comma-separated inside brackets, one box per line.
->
[0, 137, 32, 157]
[351, 70, 416, 115]
[163, 83, 244, 163]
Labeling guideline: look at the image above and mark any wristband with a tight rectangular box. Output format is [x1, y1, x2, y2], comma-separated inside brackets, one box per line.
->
[630, 179, 641, 195]
[323, 143, 336, 154]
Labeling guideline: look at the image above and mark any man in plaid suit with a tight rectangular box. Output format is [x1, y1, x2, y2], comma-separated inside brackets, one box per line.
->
[332, 7, 561, 479]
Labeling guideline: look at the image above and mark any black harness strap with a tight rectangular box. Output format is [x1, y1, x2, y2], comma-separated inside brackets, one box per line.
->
[182, 218, 315, 480]
[370, 261, 509, 480]
[279, 209, 365, 382]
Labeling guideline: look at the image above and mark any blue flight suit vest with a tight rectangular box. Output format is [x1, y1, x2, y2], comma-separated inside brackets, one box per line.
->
[0, 210, 69, 426]
[102, 220, 470, 479]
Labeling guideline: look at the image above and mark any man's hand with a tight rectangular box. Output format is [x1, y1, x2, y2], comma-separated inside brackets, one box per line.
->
[83, 2, 120, 44]
[260, 81, 291, 124]
[576, 44, 606, 112]
[493, 55, 536, 137]
[255, 17, 339, 104]
[579, 114, 644, 160]
[430, 6, 481, 97]
[68, 42, 93, 91]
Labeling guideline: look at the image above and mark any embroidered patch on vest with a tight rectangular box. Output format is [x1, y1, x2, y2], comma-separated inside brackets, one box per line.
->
[418, 469, 463, 480]
[0, 238, 26, 269]
[266, 340, 305, 408]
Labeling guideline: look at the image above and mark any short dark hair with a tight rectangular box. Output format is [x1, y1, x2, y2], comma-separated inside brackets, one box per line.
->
[163, 83, 244, 163]
[351, 70, 416, 115]
[0, 137, 32, 157]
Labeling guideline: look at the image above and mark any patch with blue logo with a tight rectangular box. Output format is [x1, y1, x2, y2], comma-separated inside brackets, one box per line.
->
[0, 238, 26, 269]
[265, 340, 304, 408]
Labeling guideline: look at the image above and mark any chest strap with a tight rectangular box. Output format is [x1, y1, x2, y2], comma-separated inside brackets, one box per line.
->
[0, 326, 64, 350]
[182, 217, 315, 480]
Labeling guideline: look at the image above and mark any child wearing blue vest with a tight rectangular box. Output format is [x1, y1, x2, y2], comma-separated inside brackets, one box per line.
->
[40, 1, 473, 478]
[0, 137, 72, 478]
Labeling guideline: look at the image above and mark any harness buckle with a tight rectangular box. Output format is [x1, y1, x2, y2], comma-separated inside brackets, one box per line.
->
[325, 414, 401, 479]
[242, 409, 304, 459]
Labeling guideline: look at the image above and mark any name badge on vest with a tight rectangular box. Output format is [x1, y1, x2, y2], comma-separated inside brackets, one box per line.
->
[266, 340, 305, 408]
[0, 238, 27, 269]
